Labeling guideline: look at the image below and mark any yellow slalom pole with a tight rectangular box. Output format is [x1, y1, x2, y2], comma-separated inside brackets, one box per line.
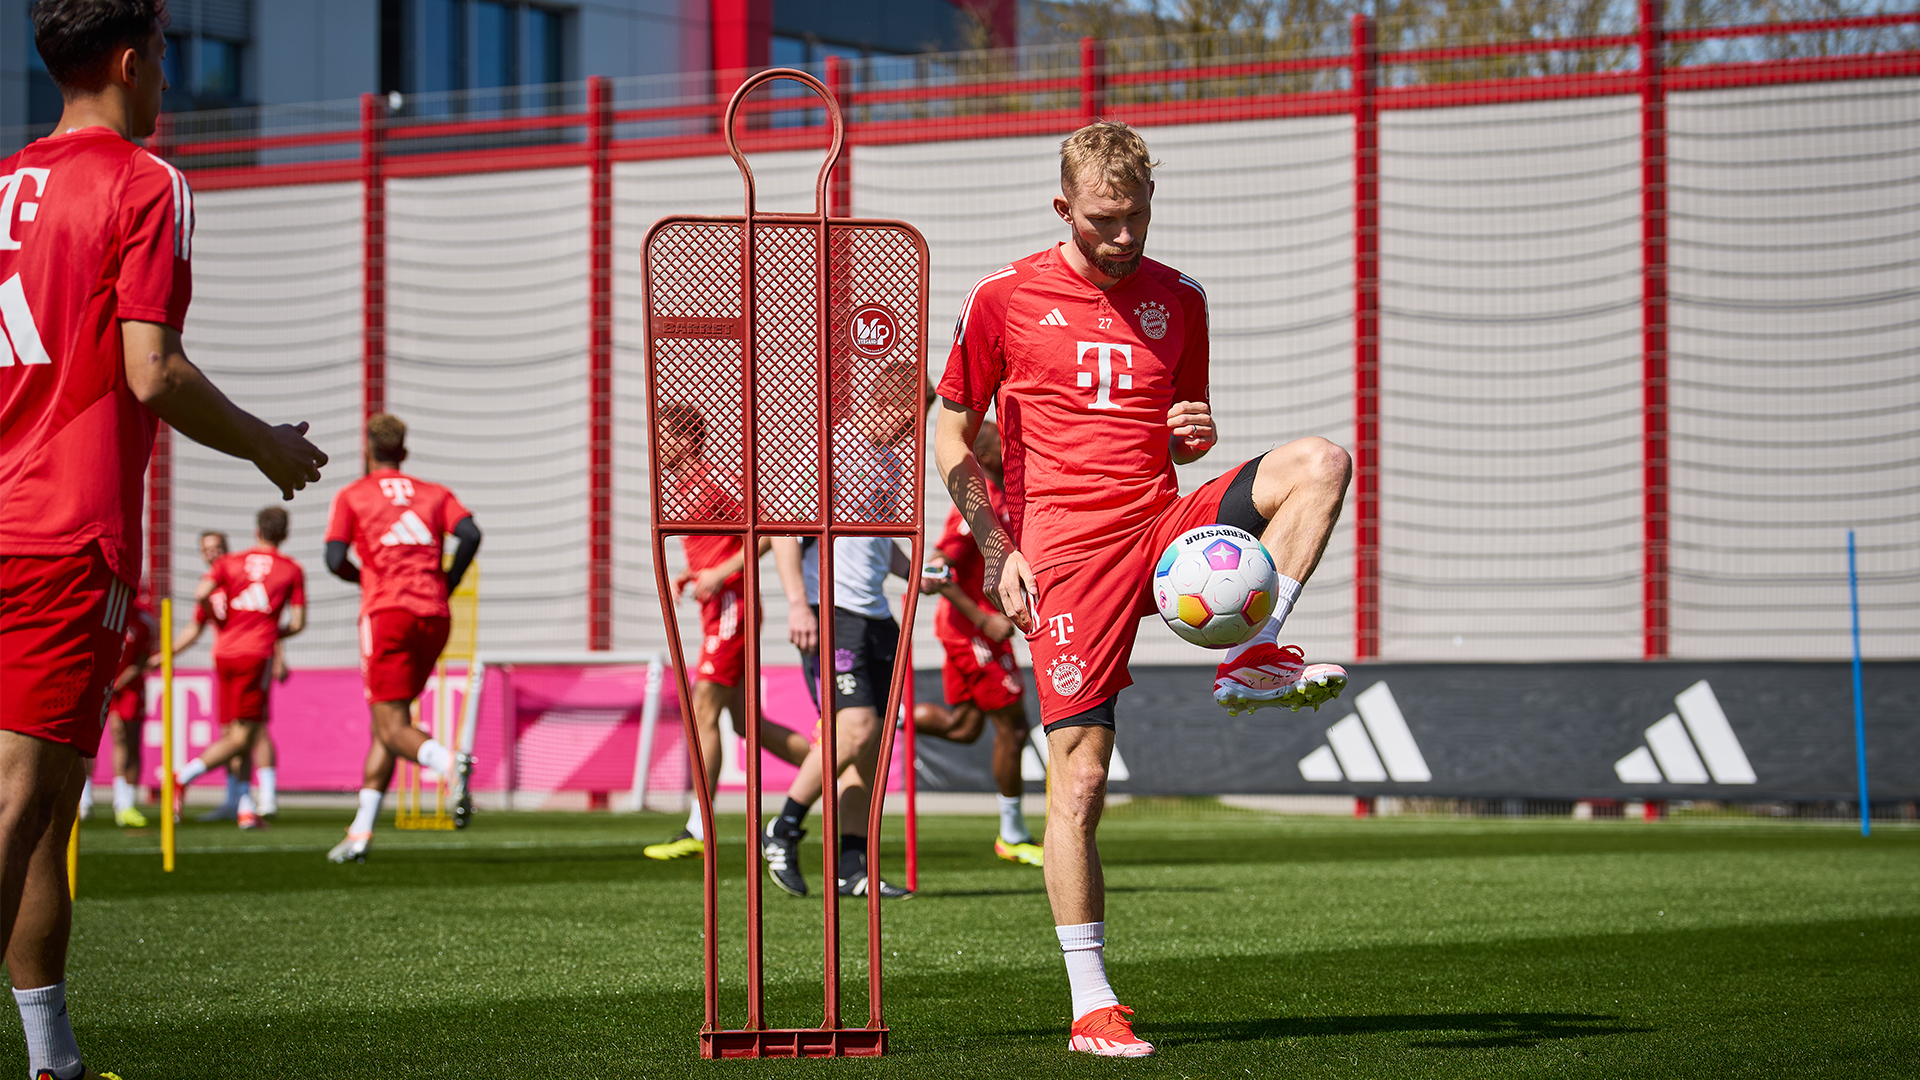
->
[66, 820, 77, 898]
[160, 598, 176, 873]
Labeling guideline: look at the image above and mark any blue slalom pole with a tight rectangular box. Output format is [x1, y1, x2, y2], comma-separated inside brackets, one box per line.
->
[1848, 530, 1869, 838]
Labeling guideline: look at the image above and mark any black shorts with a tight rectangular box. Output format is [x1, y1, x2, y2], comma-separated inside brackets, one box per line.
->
[800, 605, 899, 713]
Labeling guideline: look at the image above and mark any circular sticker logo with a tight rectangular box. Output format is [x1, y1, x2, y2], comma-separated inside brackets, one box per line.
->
[850, 304, 900, 358]
[1050, 660, 1084, 697]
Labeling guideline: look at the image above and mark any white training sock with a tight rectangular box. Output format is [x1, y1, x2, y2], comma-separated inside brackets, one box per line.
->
[1222, 575, 1304, 664]
[112, 776, 134, 814]
[998, 794, 1031, 844]
[349, 788, 384, 836]
[78, 780, 93, 814]
[255, 767, 277, 811]
[13, 982, 82, 1079]
[176, 758, 209, 784]
[238, 793, 256, 815]
[416, 738, 454, 776]
[1056, 922, 1119, 1021]
[684, 806, 705, 841]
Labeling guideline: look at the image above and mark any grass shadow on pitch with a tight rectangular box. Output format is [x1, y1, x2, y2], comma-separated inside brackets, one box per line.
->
[1144, 1011, 1652, 1050]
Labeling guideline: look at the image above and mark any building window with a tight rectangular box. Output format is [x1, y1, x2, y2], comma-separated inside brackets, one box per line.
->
[388, 1, 572, 106]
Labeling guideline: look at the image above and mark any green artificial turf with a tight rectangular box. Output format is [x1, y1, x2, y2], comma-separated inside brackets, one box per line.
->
[16, 804, 1918, 1078]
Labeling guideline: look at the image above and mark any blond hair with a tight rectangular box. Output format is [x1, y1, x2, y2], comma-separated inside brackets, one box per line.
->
[367, 412, 407, 463]
[1060, 121, 1159, 198]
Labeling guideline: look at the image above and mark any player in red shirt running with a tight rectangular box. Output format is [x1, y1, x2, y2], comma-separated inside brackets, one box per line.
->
[0, 5, 325, 1076]
[170, 507, 305, 829]
[643, 402, 810, 861]
[323, 413, 481, 863]
[169, 527, 288, 819]
[913, 420, 1042, 866]
[934, 123, 1352, 1057]
[79, 596, 157, 828]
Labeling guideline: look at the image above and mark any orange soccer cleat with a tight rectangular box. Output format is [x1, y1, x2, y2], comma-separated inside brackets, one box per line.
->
[1068, 1004, 1155, 1057]
[1213, 642, 1347, 716]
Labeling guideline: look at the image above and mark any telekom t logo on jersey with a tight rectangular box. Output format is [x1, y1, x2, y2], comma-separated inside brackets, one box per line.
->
[1075, 341, 1133, 410]
[0, 169, 52, 369]
[379, 477, 415, 505]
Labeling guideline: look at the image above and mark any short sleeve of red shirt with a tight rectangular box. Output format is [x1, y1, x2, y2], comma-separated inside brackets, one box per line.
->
[324, 487, 356, 545]
[436, 489, 473, 534]
[939, 266, 1014, 412]
[936, 507, 972, 564]
[1172, 276, 1210, 405]
[114, 151, 193, 330]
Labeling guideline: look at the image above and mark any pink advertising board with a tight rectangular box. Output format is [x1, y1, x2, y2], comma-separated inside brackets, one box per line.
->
[98, 664, 907, 799]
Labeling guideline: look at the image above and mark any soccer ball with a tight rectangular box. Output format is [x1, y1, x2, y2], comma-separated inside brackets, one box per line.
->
[1153, 526, 1278, 648]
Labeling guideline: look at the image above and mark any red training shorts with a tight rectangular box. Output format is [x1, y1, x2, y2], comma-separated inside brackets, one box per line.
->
[0, 545, 132, 755]
[1025, 465, 1244, 727]
[216, 654, 272, 723]
[695, 584, 759, 689]
[359, 610, 451, 704]
[107, 686, 144, 724]
[938, 629, 1025, 713]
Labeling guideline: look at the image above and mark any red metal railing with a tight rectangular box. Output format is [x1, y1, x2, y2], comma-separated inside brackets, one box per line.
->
[142, 5, 1920, 657]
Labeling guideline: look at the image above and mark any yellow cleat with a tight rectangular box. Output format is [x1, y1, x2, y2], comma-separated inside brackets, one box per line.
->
[114, 806, 149, 828]
[995, 837, 1043, 867]
[643, 832, 704, 861]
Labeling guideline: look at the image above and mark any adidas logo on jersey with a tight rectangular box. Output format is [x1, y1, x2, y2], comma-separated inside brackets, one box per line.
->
[228, 581, 274, 613]
[380, 510, 435, 546]
[1039, 308, 1068, 327]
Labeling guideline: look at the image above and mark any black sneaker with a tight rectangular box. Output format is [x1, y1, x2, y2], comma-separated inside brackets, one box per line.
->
[762, 820, 807, 897]
[451, 752, 475, 830]
[837, 868, 913, 898]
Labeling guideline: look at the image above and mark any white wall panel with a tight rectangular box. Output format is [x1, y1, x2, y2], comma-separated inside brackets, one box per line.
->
[385, 168, 591, 656]
[173, 182, 362, 668]
[1379, 97, 1644, 661]
[1668, 78, 1920, 659]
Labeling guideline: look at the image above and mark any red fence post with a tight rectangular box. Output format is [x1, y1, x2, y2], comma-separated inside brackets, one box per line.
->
[1080, 36, 1105, 127]
[825, 56, 852, 218]
[361, 93, 386, 420]
[1640, 0, 1670, 659]
[589, 75, 615, 651]
[1352, 15, 1381, 662]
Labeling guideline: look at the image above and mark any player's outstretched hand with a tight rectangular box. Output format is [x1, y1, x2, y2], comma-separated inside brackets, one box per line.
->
[1167, 400, 1217, 463]
[919, 557, 952, 595]
[691, 567, 730, 602]
[987, 549, 1037, 634]
[252, 421, 328, 500]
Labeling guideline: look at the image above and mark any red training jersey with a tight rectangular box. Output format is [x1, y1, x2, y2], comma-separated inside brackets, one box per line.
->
[325, 468, 472, 619]
[673, 457, 745, 583]
[206, 546, 304, 661]
[933, 475, 1009, 643]
[939, 245, 1208, 574]
[0, 129, 194, 585]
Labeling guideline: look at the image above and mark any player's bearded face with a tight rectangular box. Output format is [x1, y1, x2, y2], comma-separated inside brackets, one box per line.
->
[1061, 174, 1152, 282]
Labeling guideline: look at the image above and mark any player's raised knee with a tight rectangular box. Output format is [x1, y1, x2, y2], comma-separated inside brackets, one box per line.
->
[1270, 436, 1350, 491]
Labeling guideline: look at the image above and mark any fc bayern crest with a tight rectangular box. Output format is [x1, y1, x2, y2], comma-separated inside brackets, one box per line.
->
[849, 304, 900, 358]
[1135, 300, 1169, 340]
[1049, 656, 1085, 697]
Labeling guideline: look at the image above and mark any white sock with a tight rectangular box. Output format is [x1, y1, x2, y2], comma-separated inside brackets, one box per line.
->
[1223, 575, 1303, 664]
[112, 776, 133, 814]
[238, 793, 256, 815]
[176, 758, 208, 784]
[998, 794, 1031, 844]
[255, 767, 277, 809]
[349, 788, 384, 836]
[13, 982, 82, 1079]
[685, 806, 705, 842]
[78, 780, 93, 814]
[1056, 922, 1119, 1021]
[416, 738, 453, 776]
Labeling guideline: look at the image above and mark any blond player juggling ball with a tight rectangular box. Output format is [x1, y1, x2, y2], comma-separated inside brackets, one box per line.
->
[934, 122, 1351, 1056]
